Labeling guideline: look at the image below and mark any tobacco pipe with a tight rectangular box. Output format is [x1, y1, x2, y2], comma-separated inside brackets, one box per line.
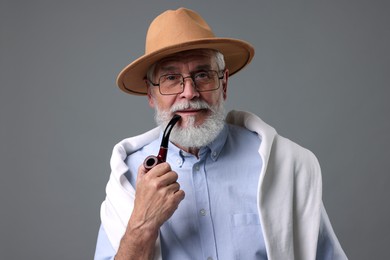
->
[143, 114, 181, 170]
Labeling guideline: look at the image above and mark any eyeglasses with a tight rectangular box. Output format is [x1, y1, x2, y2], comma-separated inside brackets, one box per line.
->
[149, 70, 224, 95]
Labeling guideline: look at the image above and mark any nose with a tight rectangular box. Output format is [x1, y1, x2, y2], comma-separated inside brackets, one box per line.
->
[179, 76, 200, 99]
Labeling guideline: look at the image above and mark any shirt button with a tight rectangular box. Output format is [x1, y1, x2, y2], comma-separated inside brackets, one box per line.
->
[212, 151, 217, 157]
[176, 159, 181, 165]
[207, 257, 213, 260]
[194, 165, 200, 171]
[200, 209, 206, 216]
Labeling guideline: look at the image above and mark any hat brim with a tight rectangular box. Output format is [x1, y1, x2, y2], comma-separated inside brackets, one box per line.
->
[116, 38, 255, 95]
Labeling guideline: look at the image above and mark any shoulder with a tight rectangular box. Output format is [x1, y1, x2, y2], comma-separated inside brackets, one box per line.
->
[271, 134, 322, 189]
[109, 127, 160, 174]
[273, 135, 320, 169]
[225, 123, 261, 151]
[111, 127, 161, 158]
[227, 123, 260, 140]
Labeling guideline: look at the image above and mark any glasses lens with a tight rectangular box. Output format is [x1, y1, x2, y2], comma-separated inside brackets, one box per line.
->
[159, 74, 183, 95]
[157, 70, 221, 95]
[194, 71, 219, 92]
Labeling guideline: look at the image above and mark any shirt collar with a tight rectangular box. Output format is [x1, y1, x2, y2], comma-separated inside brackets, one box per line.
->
[198, 124, 228, 161]
[166, 123, 228, 165]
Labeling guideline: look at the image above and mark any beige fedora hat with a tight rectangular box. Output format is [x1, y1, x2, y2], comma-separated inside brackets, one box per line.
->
[117, 7, 255, 95]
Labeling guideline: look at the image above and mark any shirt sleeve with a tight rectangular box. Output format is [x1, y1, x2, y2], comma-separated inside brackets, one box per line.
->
[94, 224, 116, 260]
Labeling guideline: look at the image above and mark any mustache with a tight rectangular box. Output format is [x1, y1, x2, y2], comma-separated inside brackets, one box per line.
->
[170, 100, 211, 113]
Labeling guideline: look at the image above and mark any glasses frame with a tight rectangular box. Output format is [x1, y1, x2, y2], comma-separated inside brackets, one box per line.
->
[148, 69, 225, 96]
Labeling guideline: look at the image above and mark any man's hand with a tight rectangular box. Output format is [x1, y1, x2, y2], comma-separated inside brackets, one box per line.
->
[115, 163, 185, 260]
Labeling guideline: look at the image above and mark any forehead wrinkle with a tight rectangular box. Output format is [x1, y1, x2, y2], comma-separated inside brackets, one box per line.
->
[193, 64, 213, 71]
[159, 65, 179, 73]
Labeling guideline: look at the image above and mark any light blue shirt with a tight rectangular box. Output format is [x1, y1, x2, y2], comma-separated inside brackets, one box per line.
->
[95, 124, 266, 259]
[94, 123, 336, 259]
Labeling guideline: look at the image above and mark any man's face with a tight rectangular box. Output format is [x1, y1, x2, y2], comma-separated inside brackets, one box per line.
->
[147, 51, 228, 129]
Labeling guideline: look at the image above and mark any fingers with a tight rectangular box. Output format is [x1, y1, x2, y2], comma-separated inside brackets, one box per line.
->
[139, 162, 184, 200]
[173, 189, 185, 202]
[132, 162, 185, 228]
[166, 180, 181, 195]
[138, 162, 171, 178]
[149, 162, 172, 177]
[138, 163, 178, 186]
[136, 163, 184, 206]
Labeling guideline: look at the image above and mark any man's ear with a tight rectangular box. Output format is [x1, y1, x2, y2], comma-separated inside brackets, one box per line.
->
[145, 80, 155, 108]
[222, 69, 229, 100]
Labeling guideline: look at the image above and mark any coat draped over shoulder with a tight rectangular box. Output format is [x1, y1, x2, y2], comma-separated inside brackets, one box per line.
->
[100, 110, 347, 260]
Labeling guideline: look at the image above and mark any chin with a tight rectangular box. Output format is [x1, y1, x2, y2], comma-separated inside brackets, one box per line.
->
[180, 115, 207, 128]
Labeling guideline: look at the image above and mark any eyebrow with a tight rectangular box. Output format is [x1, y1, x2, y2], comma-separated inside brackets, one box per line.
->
[194, 64, 213, 71]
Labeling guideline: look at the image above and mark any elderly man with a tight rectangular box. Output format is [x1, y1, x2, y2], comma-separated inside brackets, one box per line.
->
[94, 8, 347, 260]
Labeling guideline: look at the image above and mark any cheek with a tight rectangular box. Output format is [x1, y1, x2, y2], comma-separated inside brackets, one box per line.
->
[153, 96, 177, 111]
[203, 91, 224, 106]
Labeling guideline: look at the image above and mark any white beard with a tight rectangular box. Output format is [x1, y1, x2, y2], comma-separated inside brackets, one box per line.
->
[154, 98, 226, 149]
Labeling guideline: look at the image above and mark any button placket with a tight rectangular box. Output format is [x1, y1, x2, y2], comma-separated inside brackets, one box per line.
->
[192, 159, 218, 260]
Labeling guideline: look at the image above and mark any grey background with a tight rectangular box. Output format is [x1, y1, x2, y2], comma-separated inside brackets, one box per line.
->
[1, 0, 389, 259]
